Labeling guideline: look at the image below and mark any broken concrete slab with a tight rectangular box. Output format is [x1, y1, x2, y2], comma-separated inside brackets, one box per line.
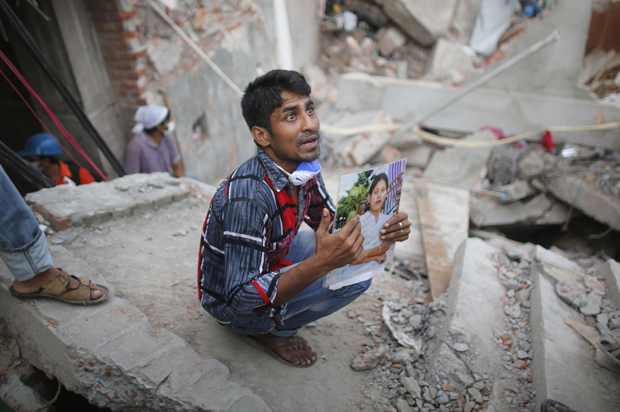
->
[426, 238, 509, 400]
[496, 180, 536, 202]
[482, 0, 593, 99]
[377, 26, 407, 57]
[423, 130, 496, 187]
[546, 174, 620, 232]
[600, 259, 620, 308]
[302, 62, 331, 103]
[471, 193, 571, 228]
[400, 145, 433, 169]
[335, 73, 620, 150]
[9, 173, 386, 412]
[382, 0, 458, 46]
[451, 0, 483, 45]
[368, 145, 403, 165]
[415, 181, 452, 299]
[531, 245, 584, 285]
[530, 250, 620, 412]
[425, 39, 474, 81]
[0, 266, 267, 412]
[25, 173, 215, 232]
[327, 110, 395, 166]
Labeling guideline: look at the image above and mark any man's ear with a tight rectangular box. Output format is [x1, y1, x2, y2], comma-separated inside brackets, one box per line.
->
[251, 126, 271, 148]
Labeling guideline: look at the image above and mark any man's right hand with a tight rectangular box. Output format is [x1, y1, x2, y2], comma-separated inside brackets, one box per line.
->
[314, 208, 364, 272]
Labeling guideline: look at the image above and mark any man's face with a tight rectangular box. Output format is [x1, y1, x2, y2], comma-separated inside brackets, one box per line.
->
[260, 91, 320, 170]
[25, 156, 49, 173]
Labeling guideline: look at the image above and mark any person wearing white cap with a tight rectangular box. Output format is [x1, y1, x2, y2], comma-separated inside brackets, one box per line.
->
[123, 104, 184, 177]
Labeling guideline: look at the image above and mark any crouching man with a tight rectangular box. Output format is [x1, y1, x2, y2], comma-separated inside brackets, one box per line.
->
[198, 70, 411, 367]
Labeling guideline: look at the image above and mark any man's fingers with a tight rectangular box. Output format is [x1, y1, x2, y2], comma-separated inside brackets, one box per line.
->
[316, 208, 331, 235]
[340, 214, 360, 237]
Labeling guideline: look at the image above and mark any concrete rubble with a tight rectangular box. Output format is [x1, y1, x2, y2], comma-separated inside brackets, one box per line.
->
[3, 1, 620, 411]
[422, 130, 496, 188]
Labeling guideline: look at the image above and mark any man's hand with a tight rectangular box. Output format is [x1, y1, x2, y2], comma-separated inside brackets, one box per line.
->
[314, 208, 364, 271]
[272, 208, 364, 307]
[379, 212, 410, 242]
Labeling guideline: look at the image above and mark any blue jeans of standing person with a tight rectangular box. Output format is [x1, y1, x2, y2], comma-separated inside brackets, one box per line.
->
[0, 164, 53, 281]
[228, 229, 372, 337]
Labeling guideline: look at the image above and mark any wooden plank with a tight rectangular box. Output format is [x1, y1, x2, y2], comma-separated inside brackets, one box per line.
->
[414, 180, 452, 299]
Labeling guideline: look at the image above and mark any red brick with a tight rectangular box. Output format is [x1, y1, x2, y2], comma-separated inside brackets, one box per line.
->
[122, 30, 139, 41]
[226, 21, 242, 33]
[109, 68, 145, 80]
[106, 60, 137, 70]
[96, 22, 125, 32]
[92, 12, 110, 23]
[119, 49, 147, 60]
[111, 9, 136, 21]
[100, 41, 117, 51]
[97, 32, 124, 43]
[120, 80, 139, 88]
[103, 50, 119, 60]
[91, 1, 120, 12]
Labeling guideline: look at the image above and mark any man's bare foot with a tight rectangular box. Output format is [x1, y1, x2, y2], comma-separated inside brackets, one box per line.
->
[12, 268, 102, 300]
[249, 333, 317, 367]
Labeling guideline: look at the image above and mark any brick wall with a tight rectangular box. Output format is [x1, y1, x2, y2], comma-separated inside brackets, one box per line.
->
[91, 0, 151, 106]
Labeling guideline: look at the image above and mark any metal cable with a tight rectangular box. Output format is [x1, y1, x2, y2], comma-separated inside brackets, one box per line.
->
[0, 0, 125, 177]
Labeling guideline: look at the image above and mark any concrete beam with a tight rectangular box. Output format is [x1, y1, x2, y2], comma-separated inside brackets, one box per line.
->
[600, 259, 620, 308]
[382, 0, 458, 47]
[529, 247, 620, 412]
[547, 174, 620, 232]
[0, 262, 269, 412]
[25, 173, 214, 231]
[335, 74, 620, 150]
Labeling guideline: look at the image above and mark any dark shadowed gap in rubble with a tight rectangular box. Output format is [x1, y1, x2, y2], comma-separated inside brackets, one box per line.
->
[20, 367, 111, 412]
[484, 214, 620, 261]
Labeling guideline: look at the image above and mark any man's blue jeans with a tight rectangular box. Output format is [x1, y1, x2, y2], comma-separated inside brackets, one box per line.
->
[0, 164, 53, 281]
[228, 229, 372, 337]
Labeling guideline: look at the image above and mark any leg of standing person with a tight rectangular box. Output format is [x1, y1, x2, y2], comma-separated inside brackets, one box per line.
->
[0, 164, 107, 304]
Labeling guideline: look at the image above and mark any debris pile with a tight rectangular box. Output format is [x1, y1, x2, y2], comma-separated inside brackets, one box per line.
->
[473, 141, 620, 233]
[317, 0, 543, 88]
[350, 255, 526, 412]
[351, 240, 619, 411]
[579, 49, 620, 102]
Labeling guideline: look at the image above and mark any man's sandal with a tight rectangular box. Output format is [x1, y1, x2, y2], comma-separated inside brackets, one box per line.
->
[241, 334, 317, 368]
[10, 269, 109, 306]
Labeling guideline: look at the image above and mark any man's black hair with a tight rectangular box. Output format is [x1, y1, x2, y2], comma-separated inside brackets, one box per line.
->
[241, 70, 311, 146]
[145, 110, 171, 135]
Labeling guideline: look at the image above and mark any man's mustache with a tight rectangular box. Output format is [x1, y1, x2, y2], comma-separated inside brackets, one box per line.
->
[296, 130, 320, 145]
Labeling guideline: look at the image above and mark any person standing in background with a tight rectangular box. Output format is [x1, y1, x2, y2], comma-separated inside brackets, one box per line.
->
[124, 104, 184, 178]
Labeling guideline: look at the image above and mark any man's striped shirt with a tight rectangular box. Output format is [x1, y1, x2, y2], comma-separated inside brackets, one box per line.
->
[198, 148, 335, 325]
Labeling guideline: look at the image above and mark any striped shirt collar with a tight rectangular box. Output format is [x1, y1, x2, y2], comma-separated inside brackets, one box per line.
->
[256, 147, 291, 193]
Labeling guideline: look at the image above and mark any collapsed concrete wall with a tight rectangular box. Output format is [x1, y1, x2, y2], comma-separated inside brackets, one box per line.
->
[92, 0, 320, 184]
[2, 0, 320, 184]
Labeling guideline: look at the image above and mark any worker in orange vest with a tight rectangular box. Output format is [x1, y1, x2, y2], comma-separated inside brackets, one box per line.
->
[18, 133, 96, 186]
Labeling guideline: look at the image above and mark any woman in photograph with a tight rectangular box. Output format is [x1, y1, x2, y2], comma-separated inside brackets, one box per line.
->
[349, 172, 393, 268]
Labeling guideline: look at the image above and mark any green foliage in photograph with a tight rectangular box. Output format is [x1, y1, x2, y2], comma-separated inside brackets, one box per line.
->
[335, 171, 372, 229]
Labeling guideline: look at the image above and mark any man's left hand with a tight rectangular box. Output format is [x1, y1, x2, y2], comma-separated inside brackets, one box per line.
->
[380, 212, 410, 242]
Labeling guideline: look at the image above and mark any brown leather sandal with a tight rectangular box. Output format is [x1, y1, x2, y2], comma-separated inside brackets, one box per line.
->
[10, 269, 109, 306]
[241, 334, 317, 367]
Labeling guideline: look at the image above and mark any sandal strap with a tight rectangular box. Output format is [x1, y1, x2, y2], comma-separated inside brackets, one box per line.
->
[39, 270, 70, 295]
[40, 269, 91, 301]
[261, 335, 308, 351]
